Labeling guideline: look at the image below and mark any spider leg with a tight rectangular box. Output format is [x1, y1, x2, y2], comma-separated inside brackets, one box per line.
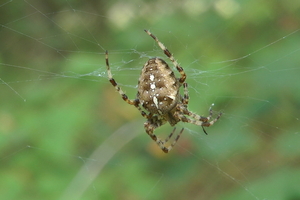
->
[105, 51, 149, 118]
[144, 30, 189, 105]
[182, 82, 189, 105]
[177, 112, 221, 128]
[144, 30, 186, 84]
[166, 128, 184, 152]
[144, 117, 184, 153]
[164, 127, 176, 143]
[175, 104, 222, 133]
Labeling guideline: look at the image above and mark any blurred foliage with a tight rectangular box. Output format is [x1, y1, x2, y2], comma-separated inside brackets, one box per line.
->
[1, 0, 300, 200]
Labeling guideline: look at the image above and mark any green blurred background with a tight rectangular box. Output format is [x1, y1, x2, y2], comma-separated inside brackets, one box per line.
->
[1, 0, 300, 199]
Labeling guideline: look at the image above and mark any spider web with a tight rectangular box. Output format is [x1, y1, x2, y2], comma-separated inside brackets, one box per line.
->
[1, 0, 300, 200]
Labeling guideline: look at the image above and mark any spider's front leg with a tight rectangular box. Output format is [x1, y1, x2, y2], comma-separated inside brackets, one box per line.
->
[144, 116, 166, 144]
[175, 104, 222, 135]
[144, 117, 183, 153]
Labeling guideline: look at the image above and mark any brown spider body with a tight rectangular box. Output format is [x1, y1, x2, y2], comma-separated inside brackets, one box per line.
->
[105, 30, 222, 153]
[137, 58, 180, 126]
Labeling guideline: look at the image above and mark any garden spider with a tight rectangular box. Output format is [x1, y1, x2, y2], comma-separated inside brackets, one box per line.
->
[105, 30, 222, 153]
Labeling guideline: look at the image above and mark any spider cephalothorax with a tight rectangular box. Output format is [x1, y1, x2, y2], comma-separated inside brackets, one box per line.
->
[105, 30, 222, 153]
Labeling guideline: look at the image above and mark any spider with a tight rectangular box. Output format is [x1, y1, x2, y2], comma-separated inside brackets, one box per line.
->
[105, 30, 222, 153]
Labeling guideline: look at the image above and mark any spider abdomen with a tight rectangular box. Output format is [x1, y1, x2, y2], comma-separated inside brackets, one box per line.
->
[137, 58, 180, 115]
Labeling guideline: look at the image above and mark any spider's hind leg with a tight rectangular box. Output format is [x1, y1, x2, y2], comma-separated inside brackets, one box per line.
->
[105, 51, 135, 105]
[105, 51, 149, 118]
[144, 30, 186, 84]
